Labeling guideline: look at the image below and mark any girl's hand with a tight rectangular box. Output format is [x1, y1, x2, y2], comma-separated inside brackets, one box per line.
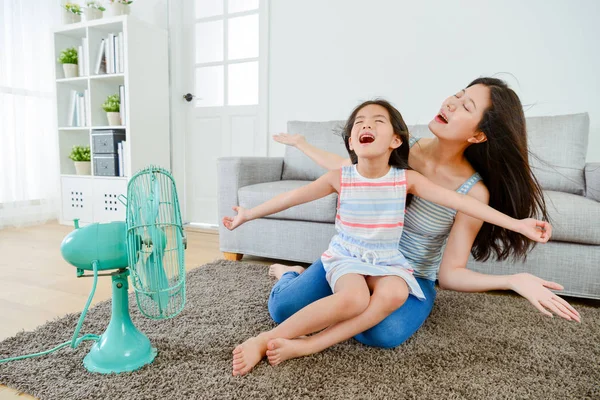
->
[222, 206, 251, 231]
[518, 218, 552, 243]
[272, 133, 306, 147]
[508, 273, 581, 322]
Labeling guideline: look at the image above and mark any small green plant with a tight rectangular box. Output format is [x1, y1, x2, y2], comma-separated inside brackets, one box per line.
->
[64, 2, 82, 14]
[58, 47, 78, 64]
[109, 0, 133, 4]
[69, 145, 91, 162]
[86, 1, 106, 11]
[102, 94, 120, 112]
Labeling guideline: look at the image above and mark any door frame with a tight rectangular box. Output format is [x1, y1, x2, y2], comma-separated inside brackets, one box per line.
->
[167, 0, 270, 226]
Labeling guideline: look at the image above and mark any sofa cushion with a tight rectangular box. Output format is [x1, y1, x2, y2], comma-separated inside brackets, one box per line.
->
[238, 180, 338, 223]
[544, 190, 600, 245]
[527, 113, 589, 195]
[282, 120, 349, 181]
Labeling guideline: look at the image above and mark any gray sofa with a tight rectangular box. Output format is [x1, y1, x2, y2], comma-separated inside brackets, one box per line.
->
[217, 113, 600, 300]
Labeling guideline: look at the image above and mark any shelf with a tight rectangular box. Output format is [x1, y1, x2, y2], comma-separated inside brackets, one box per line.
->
[57, 126, 127, 132]
[59, 127, 89, 131]
[90, 73, 125, 81]
[54, 15, 127, 33]
[56, 76, 88, 83]
[55, 15, 170, 225]
[61, 174, 128, 181]
[91, 125, 126, 130]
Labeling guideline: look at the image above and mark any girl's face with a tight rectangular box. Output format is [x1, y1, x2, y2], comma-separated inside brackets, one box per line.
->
[349, 104, 402, 159]
[429, 83, 492, 143]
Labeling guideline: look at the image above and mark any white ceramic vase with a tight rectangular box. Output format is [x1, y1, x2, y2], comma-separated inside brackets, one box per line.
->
[62, 64, 78, 78]
[84, 8, 103, 21]
[107, 112, 121, 126]
[62, 10, 81, 24]
[74, 161, 91, 175]
[107, 3, 130, 17]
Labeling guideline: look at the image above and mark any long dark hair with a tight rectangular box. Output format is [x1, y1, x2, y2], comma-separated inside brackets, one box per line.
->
[465, 77, 549, 262]
[341, 99, 411, 170]
[341, 99, 412, 206]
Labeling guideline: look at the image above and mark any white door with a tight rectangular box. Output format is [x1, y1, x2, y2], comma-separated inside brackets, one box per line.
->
[176, 0, 269, 227]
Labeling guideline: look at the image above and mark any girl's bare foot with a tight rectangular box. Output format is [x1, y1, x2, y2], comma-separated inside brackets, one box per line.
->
[266, 338, 311, 366]
[232, 333, 271, 376]
[268, 264, 306, 280]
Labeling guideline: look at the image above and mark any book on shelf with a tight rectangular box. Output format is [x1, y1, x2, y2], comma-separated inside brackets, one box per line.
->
[117, 141, 124, 177]
[119, 84, 126, 125]
[94, 38, 106, 75]
[67, 89, 88, 127]
[93, 32, 124, 75]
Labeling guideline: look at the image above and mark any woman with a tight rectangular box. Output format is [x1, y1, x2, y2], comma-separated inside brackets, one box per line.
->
[262, 77, 580, 367]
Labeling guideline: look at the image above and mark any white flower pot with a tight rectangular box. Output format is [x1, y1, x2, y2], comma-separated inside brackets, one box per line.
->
[106, 112, 121, 126]
[62, 10, 81, 24]
[62, 63, 78, 78]
[107, 3, 130, 17]
[84, 8, 103, 21]
[74, 161, 91, 176]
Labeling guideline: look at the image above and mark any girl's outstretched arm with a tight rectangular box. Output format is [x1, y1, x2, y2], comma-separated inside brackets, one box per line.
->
[406, 170, 551, 243]
[436, 183, 580, 322]
[273, 133, 352, 171]
[223, 169, 340, 230]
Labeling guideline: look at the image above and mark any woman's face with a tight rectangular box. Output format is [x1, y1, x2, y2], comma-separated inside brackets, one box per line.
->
[429, 83, 492, 143]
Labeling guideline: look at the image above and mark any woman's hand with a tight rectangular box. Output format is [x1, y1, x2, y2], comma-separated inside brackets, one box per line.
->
[222, 206, 251, 231]
[508, 272, 581, 321]
[517, 218, 552, 243]
[272, 133, 306, 148]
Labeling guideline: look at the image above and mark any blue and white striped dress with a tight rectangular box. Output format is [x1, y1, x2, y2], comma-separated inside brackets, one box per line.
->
[321, 165, 425, 300]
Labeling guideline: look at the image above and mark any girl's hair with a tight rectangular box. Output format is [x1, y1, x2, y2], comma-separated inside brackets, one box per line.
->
[466, 77, 548, 262]
[341, 99, 410, 169]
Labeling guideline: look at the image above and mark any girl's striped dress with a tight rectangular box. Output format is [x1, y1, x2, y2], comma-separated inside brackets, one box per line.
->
[321, 165, 425, 300]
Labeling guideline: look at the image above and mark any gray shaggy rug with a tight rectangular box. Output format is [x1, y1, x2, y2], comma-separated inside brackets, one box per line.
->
[0, 260, 598, 400]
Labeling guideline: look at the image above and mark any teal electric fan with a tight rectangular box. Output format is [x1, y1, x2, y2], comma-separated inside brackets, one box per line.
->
[59, 166, 186, 374]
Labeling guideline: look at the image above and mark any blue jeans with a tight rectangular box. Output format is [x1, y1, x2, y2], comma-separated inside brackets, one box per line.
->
[268, 258, 437, 349]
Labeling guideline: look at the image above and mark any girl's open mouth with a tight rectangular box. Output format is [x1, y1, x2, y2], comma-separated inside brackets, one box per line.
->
[359, 133, 375, 144]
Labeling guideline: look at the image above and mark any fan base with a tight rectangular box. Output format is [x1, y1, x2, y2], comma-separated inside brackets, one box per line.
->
[83, 270, 158, 374]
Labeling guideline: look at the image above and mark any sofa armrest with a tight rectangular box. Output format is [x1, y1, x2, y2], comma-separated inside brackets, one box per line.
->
[217, 157, 284, 253]
[585, 162, 600, 202]
[217, 156, 284, 218]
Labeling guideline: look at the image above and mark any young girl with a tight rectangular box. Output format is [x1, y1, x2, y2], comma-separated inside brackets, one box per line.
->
[222, 99, 552, 376]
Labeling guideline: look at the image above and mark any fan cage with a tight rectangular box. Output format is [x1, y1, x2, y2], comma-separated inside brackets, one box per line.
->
[125, 166, 186, 320]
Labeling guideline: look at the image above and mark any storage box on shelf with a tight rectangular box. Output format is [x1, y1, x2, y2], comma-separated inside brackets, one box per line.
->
[53, 15, 170, 226]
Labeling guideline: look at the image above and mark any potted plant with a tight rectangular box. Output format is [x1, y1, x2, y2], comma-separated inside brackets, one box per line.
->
[102, 94, 121, 126]
[58, 47, 79, 78]
[107, 0, 132, 17]
[69, 145, 91, 175]
[84, 1, 105, 21]
[62, 2, 82, 24]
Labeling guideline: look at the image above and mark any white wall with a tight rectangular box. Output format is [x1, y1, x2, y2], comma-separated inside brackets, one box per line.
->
[268, 0, 600, 162]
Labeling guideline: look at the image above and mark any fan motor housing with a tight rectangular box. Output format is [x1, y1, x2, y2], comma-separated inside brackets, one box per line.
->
[61, 221, 129, 271]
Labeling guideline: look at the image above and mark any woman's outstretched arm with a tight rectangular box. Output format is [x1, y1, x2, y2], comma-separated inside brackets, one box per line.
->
[436, 182, 581, 322]
[273, 133, 352, 171]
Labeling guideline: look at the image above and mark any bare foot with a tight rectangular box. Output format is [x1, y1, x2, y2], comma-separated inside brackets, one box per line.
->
[268, 264, 306, 280]
[232, 333, 270, 376]
[266, 338, 310, 366]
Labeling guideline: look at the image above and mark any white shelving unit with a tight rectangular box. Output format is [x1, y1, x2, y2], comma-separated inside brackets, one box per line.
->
[53, 15, 170, 226]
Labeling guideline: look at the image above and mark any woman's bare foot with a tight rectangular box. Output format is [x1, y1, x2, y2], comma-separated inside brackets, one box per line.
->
[232, 333, 271, 376]
[266, 338, 311, 366]
[268, 264, 306, 280]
